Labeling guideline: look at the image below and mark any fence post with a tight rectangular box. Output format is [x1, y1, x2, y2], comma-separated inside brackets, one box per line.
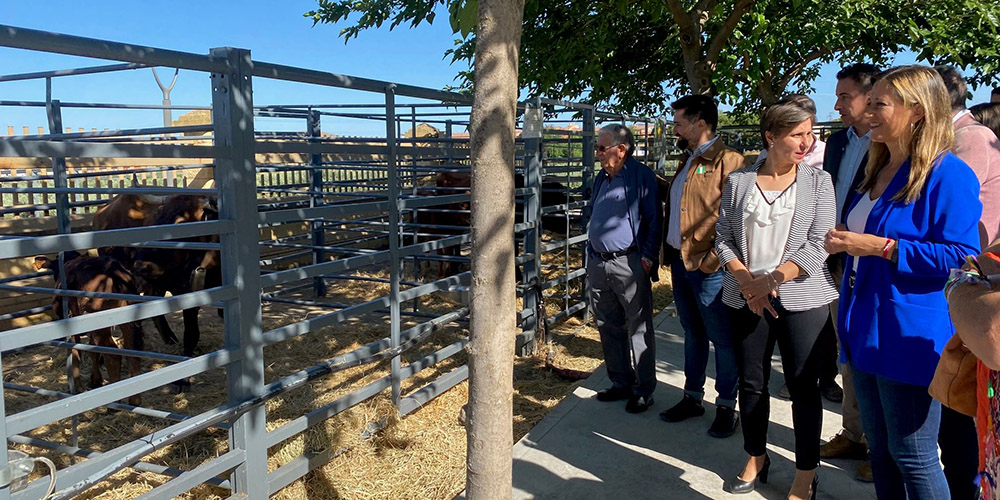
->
[210, 46, 268, 498]
[519, 98, 543, 356]
[308, 110, 327, 297]
[580, 107, 595, 322]
[385, 86, 403, 408]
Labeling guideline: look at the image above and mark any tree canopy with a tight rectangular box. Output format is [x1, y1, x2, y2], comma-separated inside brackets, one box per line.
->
[307, 0, 1000, 118]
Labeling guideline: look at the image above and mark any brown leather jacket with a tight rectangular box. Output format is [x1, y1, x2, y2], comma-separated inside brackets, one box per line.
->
[662, 139, 745, 272]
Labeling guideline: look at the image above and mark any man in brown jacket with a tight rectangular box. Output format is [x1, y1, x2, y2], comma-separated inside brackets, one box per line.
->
[659, 95, 746, 438]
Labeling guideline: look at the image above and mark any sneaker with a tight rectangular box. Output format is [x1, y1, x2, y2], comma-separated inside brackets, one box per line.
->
[708, 406, 740, 438]
[625, 395, 654, 414]
[777, 384, 791, 399]
[659, 394, 705, 422]
[820, 380, 844, 403]
[595, 386, 632, 402]
[819, 432, 868, 459]
[855, 459, 874, 483]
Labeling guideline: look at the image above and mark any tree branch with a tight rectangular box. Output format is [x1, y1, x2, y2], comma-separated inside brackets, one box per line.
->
[665, 0, 697, 40]
[775, 46, 833, 92]
[705, 0, 756, 67]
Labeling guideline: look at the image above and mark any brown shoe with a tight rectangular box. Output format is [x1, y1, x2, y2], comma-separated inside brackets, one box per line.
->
[855, 459, 874, 483]
[819, 432, 868, 459]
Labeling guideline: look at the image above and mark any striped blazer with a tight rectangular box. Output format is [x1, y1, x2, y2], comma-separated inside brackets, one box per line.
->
[715, 163, 839, 311]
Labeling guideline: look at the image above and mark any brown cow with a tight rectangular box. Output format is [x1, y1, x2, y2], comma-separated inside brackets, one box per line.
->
[133, 195, 221, 359]
[35, 254, 144, 406]
[91, 193, 165, 266]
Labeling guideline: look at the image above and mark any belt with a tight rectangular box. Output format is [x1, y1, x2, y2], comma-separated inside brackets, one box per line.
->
[597, 246, 637, 260]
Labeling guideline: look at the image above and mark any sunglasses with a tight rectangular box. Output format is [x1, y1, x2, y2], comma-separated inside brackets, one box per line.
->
[595, 144, 620, 153]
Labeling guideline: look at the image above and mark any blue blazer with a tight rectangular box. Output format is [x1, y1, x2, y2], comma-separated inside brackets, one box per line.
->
[838, 152, 982, 386]
[588, 156, 663, 280]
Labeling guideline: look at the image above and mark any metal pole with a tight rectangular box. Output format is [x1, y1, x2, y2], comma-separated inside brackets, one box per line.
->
[308, 110, 327, 297]
[385, 86, 403, 408]
[520, 98, 542, 356]
[581, 107, 595, 322]
[153, 68, 179, 186]
[210, 46, 268, 498]
[46, 99, 79, 461]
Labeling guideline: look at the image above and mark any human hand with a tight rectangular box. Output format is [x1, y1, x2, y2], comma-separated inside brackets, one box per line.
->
[747, 295, 778, 318]
[825, 228, 884, 257]
[641, 257, 652, 273]
[740, 274, 775, 303]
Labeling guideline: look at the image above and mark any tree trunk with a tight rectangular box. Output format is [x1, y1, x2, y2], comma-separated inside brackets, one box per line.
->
[466, 0, 524, 499]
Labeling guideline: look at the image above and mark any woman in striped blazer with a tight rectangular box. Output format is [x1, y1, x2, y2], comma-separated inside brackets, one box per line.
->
[715, 97, 838, 500]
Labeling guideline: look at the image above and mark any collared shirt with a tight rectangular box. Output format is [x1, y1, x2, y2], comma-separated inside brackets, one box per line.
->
[954, 109, 972, 123]
[667, 137, 718, 249]
[588, 166, 634, 253]
[835, 127, 871, 220]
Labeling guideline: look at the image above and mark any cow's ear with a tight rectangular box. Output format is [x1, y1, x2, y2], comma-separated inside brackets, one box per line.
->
[33, 256, 51, 271]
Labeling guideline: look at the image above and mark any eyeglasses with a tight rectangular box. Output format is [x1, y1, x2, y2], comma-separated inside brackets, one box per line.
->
[595, 144, 619, 153]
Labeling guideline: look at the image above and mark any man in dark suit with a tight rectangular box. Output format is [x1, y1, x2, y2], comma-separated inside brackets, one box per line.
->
[817, 63, 881, 482]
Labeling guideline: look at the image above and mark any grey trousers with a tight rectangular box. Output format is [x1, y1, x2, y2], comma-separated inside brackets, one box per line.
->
[831, 299, 865, 444]
[587, 250, 657, 398]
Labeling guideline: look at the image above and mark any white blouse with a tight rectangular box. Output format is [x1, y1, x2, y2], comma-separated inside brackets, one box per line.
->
[745, 182, 797, 275]
[845, 191, 880, 274]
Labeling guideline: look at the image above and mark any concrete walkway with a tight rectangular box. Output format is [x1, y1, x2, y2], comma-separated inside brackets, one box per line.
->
[505, 308, 878, 500]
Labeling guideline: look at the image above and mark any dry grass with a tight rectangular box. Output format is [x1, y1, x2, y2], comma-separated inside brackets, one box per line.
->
[3, 256, 673, 500]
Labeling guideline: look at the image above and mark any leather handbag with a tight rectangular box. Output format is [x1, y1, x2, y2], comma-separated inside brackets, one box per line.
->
[929, 332, 979, 417]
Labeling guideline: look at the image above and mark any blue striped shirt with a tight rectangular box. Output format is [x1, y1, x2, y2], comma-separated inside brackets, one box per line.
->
[834, 127, 870, 221]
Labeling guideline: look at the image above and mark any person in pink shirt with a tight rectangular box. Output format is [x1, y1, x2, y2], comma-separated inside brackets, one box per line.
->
[935, 65, 1000, 500]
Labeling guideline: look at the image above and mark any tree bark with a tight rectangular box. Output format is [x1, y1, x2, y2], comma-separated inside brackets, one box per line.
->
[466, 0, 524, 499]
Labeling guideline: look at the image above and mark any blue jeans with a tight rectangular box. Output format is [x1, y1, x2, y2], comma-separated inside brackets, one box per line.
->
[670, 256, 738, 408]
[850, 363, 950, 499]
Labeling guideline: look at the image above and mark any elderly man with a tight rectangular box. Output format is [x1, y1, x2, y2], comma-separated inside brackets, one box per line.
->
[587, 124, 662, 413]
[659, 95, 745, 438]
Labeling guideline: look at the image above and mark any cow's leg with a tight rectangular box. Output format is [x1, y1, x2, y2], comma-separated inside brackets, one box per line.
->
[93, 328, 120, 391]
[68, 335, 83, 394]
[88, 330, 111, 389]
[152, 314, 179, 346]
[172, 307, 201, 392]
[118, 322, 143, 406]
[181, 307, 201, 357]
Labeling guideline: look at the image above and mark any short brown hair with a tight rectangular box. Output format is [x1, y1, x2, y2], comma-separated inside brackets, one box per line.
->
[759, 96, 816, 146]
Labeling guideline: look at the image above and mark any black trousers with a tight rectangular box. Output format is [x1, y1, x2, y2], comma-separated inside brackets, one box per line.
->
[731, 299, 828, 470]
[939, 405, 981, 500]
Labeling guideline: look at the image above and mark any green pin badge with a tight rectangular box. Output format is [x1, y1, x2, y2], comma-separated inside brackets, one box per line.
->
[696, 165, 705, 174]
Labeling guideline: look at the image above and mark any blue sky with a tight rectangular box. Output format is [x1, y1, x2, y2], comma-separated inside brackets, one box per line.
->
[1, 1, 994, 136]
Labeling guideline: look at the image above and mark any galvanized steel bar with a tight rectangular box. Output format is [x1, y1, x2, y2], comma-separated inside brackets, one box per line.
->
[252, 60, 472, 105]
[5, 347, 238, 437]
[0, 219, 233, 260]
[0, 62, 147, 82]
[0, 25, 227, 72]
[133, 449, 245, 500]
[385, 85, 403, 408]
[0, 286, 235, 352]
[399, 364, 469, 416]
[307, 110, 328, 297]
[3, 383, 198, 424]
[520, 98, 543, 355]
[0, 140, 217, 159]
[210, 46, 269, 498]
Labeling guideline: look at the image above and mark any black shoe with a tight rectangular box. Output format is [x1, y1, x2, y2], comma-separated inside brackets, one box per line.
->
[820, 380, 844, 403]
[659, 394, 705, 422]
[729, 455, 770, 494]
[595, 386, 632, 402]
[708, 406, 740, 438]
[625, 394, 654, 414]
[809, 475, 819, 500]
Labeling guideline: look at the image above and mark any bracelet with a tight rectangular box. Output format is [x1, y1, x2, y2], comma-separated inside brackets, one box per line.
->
[881, 238, 895, 260]
[767, 272, 780, 290]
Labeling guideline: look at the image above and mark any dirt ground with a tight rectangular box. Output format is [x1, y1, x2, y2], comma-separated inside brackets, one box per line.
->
[3, 259, 673, 500]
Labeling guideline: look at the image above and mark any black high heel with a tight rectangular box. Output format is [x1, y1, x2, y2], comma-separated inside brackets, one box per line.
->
[810, 475, 819, 500]
[729, 454, 770, 494]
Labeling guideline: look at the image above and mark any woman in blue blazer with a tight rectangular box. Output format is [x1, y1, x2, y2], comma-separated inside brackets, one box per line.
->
[825, 65, 982, 499]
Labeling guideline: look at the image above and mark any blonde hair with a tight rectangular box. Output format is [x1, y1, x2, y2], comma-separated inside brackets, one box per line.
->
[861, 65, 954, 204]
